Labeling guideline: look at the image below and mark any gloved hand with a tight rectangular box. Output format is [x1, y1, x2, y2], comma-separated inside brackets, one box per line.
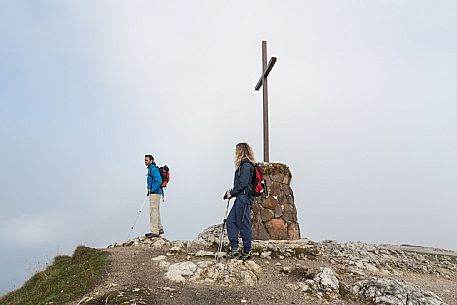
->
[223, 190, 232, 200]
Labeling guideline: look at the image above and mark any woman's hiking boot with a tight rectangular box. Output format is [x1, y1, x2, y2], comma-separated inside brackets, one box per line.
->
[239, 250, 252, 261]
[224, 249, 240, 259]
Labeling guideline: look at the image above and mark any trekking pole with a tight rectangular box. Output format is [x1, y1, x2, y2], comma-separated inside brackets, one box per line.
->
[215, 198, 231, 262]
[126, 196, 149, 241]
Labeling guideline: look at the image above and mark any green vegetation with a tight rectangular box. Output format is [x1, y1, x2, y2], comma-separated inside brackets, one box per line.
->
[0, 246, 108, 305]
[263, 163, 292, 180]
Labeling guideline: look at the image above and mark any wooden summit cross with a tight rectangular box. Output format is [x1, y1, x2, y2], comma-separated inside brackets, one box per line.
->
[255, 40, 277, 163]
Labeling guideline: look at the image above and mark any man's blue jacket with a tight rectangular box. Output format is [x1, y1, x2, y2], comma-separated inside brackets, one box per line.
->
[147, 164, 163, 194]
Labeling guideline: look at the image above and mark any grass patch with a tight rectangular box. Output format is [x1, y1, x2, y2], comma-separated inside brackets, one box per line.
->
[0, 246, 108, 305]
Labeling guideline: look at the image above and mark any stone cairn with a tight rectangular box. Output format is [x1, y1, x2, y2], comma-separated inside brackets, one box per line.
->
[252, 162, 300, 240]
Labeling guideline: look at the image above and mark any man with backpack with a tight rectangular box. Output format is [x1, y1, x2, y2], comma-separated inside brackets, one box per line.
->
[224, 143, 258, 260]
[144, 154, 163, 238]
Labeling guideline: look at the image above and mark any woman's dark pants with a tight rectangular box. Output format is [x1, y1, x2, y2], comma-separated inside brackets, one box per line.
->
[226, 195, 252, 252]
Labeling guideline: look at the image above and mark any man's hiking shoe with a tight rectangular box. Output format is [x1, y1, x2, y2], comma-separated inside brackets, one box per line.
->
[224, 249, 240, 259]
[145, 232, 160, 238]
[159, 229, 164, 235]
[239, 250, 252, 261]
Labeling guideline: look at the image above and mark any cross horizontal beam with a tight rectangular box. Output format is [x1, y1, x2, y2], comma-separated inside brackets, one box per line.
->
[255, 57, 277, 91]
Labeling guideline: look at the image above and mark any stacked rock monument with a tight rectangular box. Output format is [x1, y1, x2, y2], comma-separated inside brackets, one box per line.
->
[251, 162, 300, 240]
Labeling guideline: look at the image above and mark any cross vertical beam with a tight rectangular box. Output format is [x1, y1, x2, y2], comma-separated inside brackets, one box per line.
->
[261, 41, 269, 163]
[255, 40, 277, 163]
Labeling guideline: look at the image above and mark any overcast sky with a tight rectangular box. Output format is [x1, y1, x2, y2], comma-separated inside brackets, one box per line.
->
[1, 0, 456, 295]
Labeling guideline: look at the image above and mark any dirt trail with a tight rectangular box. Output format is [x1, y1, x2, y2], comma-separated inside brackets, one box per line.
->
[72, 239, 457, 305]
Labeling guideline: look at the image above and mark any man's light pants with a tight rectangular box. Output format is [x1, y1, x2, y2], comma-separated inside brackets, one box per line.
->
[149, 194, 163, 234]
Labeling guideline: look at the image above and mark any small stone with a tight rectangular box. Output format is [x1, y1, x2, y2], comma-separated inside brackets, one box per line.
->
[169, 246, 181, 253]
[151, 239, 167, 248]
[260, 251, 271, 259]
[285, 283, 297, 290]
[240, 270, 257, 286]
[215, 252, 225, 259]
[152, 255, 167, 261]
[282, 266, 292, 273]
[244, 260, 262, 276]
[171, 240, 187, 248]
[159, 261, 170, 269]
[305, 279, 315, 285]
[297, 282, 309, 292]
[195, 250, 215, 257]
[164, 261, 197, 283]
[314, 267, 339, 291]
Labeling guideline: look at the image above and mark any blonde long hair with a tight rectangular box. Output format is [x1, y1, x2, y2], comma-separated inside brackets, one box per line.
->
[234, 142, 256, 168]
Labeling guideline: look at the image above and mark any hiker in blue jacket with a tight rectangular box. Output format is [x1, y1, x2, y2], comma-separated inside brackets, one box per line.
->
[144, 154, 163, 238]
[224, 143, 255, 260]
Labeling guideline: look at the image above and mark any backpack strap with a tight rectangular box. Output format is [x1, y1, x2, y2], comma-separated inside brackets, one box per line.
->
[147, 165, 159, 178]
[237, 160, 255, 195]
[149, 165, 166, 202]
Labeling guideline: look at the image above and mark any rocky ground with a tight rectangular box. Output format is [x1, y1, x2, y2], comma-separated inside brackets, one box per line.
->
[71, 225, 457, 305]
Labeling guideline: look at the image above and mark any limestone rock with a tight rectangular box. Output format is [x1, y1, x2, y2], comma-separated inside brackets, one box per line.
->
[314, 267, 339, 292]
[260, 251, 272, 259]
[193, 224, 227, 247]
[292, 267, 340, 299]
[244, 260, 262, 276]
[352, 277, 448, 305]
[189, 260, 260, 286]
[317, 240, 457, 276]
[158, 261, 170, 270]
[151, 239, 167, 248]
[168, 246, 182, 255]
[151, 255, 167, 261]
[164, 261, 197, 283]
[195, 250, 215, 257]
